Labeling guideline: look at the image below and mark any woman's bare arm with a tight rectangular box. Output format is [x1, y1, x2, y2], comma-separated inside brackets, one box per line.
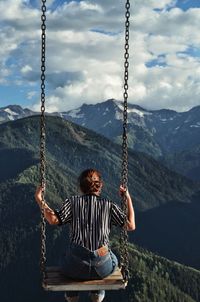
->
[119, 185, 136, 231]
[35, 186, 59, 225]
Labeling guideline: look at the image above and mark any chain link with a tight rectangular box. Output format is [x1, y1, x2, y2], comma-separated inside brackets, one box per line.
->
[120, 0, 130, 283]
[40, 0, 47, 286]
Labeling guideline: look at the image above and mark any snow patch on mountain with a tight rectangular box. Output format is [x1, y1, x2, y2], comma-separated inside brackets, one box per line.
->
[130, 107, 151, 117]
[67, 108, 84, 119]
[128, 108, 151, 116]
[115, 101, 152, 117]
[190, 124, 200, 128]
[0, 105, 36, 123]
[103, 107, 110, 115]
[115, 110, 122, 120]
[4, 108, 19, 116]
[103, 120, 112, 127]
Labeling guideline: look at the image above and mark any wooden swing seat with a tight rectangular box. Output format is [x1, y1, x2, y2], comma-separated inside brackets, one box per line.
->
[43, 266, 127, 291]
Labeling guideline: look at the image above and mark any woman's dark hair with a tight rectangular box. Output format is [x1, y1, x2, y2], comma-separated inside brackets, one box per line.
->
[78, 169, 103, 194]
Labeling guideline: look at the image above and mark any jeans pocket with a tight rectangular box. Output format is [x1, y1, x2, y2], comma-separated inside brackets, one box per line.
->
[93, 253, 113, 278]
[95, 253, 111, 267]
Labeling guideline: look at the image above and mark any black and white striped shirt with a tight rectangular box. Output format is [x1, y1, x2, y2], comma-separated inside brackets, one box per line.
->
[55, 194, 126, 251]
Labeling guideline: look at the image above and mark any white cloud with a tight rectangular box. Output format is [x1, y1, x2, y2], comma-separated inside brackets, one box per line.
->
[27, 90, 36, 99]
[0, 0, 200, 112]
[0, 68, 10, 84]
[21, 65, 32, 73]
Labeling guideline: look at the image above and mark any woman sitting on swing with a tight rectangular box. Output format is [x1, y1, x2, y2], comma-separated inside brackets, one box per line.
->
[35, 168, 136, 302]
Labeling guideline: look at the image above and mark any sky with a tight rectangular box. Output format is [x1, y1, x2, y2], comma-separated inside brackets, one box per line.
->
[0, 0, 200, 112]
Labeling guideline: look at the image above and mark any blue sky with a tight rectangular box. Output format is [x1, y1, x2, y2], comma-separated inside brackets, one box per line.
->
[0, 0, 200, 112]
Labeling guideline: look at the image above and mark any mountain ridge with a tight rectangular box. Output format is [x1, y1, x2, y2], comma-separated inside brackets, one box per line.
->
[0, 104, 36, 123]
[1, 100, 199, 160]
[0, 115, 197, 211]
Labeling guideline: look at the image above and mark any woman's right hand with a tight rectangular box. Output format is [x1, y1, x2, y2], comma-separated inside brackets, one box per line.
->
[119, 185, 130, 199]
[35, 186, 44, 203]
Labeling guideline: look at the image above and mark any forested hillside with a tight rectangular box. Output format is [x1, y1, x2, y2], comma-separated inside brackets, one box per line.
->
[0, 116, 197, 211]
[0, 116, 200, 301]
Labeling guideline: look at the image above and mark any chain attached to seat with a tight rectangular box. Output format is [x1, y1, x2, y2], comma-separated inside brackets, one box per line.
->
[39, 0, 131, 287]
[40, 0, 47, 287]
[120, 0, 131, 283]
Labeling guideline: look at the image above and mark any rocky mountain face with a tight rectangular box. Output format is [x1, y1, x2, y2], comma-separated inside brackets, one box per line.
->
[1, 100, 200, 158]
[1, 100, 200, 181]
[55, 99, 162, 158]
[56, 99, 200, 158]
[0, 116, 200, 302]
[0, 105, 36, 123]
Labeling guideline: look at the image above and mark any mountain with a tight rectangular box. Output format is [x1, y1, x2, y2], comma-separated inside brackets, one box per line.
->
[132, 194, 200, 270]
[161, 145, 200, 181]
[55, 99, 162, 158]
[0, 116, 198, 211]
[0, 116, 200, 301]
[119, 242, 200, 302]
[1, 100, 200, 162]
[59, 99, 200, 158]
[0, 104, 36, 123]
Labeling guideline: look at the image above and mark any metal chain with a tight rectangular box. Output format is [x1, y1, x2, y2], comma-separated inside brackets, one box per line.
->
[120, 0, 130, 283]
[39, 0, 130, 287]
[40, 0, 47, 286]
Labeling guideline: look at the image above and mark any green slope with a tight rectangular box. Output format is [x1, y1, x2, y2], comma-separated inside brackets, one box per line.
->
[0, 116, 198, 211]
[111, 241, 200, 302]
[0, 116, 200, 301]
[0, 178, 200, 302]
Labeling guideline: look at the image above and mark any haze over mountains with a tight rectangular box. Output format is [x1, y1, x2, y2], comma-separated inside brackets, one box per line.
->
[0, 116, 200, 302]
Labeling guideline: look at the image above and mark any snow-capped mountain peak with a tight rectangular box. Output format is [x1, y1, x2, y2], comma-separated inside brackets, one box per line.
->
[56, 99, 200, 158]
[1, 100, 200, 160]
[4, 108, 19, 116]
[0, 105, 36, 123]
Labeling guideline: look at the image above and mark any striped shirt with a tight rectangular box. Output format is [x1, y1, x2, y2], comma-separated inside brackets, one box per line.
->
[55, 194, 126, 251]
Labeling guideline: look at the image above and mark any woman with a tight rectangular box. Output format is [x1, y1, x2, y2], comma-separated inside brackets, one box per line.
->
[35, 169, 136, 302]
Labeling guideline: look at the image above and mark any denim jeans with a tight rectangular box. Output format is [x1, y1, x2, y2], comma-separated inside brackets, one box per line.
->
[60, 243, 118, 298]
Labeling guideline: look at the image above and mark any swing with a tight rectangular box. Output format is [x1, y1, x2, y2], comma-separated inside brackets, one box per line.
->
[39, 0, 131, 292]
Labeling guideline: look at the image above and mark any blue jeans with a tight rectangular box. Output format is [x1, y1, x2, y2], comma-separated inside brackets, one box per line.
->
[60, 243, 118, 298]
